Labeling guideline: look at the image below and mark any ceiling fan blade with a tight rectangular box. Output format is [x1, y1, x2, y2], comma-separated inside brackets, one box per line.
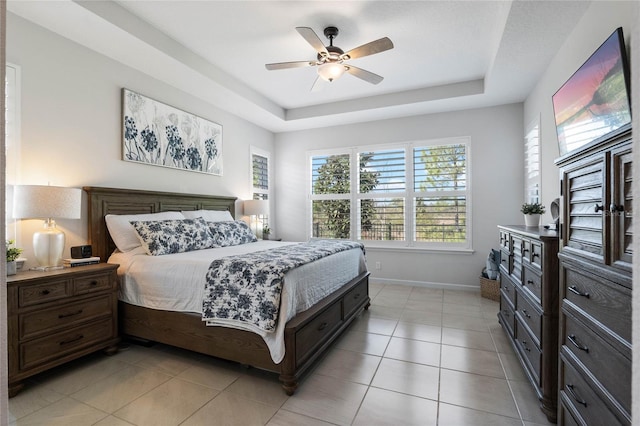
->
[265, 61, 314, 70]
[296, 27, 329, 56]
[345, 66, 384, 84]
[344, 37, 394, 60]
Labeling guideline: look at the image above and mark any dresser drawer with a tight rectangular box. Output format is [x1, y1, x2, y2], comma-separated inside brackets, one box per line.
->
[500, 275, 516, 307]
[499, 293, 515, 338]
[516, 292, 542, 347]
[563, 264, 631, 343]
[560, 355, 627, 426]
[562, 311, 631, 413]
[296, 301, 342, 366]
[74, 273, 112, 295]
[558, 401, 581, 426]
[343, 279, 368, 319]
[530, 241, 543, 269]
[20, 318, 114, 371]
[499, 230, 510, 250]
[18, 280, 71, 308]
[20, 295, 113, 341]
[515, 320, 541, 386]
[522, 266, 542, 304]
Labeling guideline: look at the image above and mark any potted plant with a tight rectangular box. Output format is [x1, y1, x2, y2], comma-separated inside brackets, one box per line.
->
[521, 202, 545, 227]
[262, 225, 271, 240]
[6, 239, 23, 276]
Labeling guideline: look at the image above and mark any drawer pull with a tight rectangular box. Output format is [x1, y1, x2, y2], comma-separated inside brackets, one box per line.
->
[594, 203, 604, 212]
[59, 334, 84, 346]
[566, 384, 587, 407]
[532, 252, 539, 259]
[41, 289, 51, 295]
[610, 203, 624, 213]
[521, 340, 531, 352]
[522, 248, 529, 254]
[317, 322, 328, 331]
[525, 280, 534, 286]
[89, 280, 98, 286]
[568, 286, 590, 298]
[521, 309, 531, 319]
[58, 309, 83, 319]
[568, 334, 589, 352]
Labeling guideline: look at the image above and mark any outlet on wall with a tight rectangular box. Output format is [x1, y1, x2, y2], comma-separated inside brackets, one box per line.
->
[375, 261, 381, 270]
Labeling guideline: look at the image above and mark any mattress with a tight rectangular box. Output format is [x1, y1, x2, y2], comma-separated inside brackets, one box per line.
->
[109, 240, 366, 363]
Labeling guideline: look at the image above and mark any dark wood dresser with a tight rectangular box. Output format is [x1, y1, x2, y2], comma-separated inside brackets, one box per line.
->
[497, 225, 559, 422]
[555, 126, 632, 425]
[7, 263, 120, 397]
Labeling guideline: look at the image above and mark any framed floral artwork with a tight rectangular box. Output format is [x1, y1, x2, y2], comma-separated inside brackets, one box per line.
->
[122, 88, 223, 175]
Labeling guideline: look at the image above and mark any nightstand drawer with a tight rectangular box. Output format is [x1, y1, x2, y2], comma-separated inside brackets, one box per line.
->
[20, 318, 114, 370]
[74, 273, 112, 295]
[19, 280, 71, 307]
[20, 295, 112, 340]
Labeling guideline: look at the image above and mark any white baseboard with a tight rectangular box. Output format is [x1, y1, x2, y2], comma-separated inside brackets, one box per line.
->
[370, 277, 480, 292]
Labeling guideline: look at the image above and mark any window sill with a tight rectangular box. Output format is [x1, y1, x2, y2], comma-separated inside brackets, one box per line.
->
[363, 244, 475, 255]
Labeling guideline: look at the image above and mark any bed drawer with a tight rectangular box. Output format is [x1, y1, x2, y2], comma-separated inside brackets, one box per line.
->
[343, 279, 368, 318]
[296, 301, 342, 365]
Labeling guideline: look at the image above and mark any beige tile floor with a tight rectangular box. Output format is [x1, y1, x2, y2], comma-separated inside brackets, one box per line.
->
[8, 282, 556, 426]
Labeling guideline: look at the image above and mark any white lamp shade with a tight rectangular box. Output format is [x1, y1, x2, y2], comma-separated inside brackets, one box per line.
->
[13, 185, 82, 219]
[317, 62, 346, 82]
[243, 199, 269, 216]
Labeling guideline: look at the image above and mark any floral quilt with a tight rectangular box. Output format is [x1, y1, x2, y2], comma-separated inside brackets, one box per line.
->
[202, 240, 364, 332]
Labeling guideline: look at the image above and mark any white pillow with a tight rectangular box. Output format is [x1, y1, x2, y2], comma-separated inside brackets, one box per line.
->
[181, 209, 233, 222]
[105, 211, 185, 252]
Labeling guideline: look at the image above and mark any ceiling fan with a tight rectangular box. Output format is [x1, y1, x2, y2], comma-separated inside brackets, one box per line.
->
[265, 26, 394, 90]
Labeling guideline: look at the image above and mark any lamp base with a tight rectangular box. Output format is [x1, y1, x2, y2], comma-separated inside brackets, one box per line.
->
[33, 218, 66, 268]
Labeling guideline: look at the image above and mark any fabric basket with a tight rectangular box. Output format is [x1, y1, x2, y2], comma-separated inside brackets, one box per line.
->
[480, 277, 500, 302]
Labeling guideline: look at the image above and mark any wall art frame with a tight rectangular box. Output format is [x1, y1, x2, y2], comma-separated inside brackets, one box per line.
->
[122, 88, 223, 176]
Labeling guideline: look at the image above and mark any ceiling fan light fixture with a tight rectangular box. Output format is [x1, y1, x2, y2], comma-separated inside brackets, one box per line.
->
[317, 62, 345, 82]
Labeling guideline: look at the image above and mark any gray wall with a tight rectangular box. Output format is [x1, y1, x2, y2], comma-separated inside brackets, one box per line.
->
[7, 14, 275, 269]
[523, 1, 637, 222]
[275, 104, 524, 288]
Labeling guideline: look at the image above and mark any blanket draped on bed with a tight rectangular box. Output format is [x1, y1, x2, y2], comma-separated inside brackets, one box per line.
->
[202, 240, 364, 332]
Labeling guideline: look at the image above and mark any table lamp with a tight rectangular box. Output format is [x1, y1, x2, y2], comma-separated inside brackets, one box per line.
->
[243, 199, 269, 238]
[13, 185, 82, 270]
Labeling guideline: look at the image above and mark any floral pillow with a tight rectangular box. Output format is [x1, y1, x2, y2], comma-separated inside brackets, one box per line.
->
[208, 220, 258, 247]
[131, 217, 215, 256]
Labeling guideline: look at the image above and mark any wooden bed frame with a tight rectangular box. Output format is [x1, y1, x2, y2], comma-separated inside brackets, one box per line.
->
[84, 186, 370, 394]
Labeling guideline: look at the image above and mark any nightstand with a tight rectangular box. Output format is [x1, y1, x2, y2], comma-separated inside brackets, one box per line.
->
[7, 263, 120, 397]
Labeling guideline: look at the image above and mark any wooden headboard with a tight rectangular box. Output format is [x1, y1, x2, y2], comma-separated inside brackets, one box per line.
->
[84, 186, 237, 261]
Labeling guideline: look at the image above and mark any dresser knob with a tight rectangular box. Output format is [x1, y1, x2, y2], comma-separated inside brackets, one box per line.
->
[566, 384, 588, 407]
[568, 285, 590, 298]
[41, 289, 50, 295]
[567, 334, 589, 352]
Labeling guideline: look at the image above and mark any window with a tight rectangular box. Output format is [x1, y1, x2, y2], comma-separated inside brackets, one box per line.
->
[250, 147, 270, 201]
[308, 137, 471, 250]
[524, 118, 540, 203]
[250, 147, 271, 232]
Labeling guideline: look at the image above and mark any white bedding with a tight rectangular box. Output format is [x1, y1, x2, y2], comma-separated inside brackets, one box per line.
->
[109, 240, 367, 363]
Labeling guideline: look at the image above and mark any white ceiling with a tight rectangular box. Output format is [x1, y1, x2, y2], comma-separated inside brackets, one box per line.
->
[8, 0, 591, 132]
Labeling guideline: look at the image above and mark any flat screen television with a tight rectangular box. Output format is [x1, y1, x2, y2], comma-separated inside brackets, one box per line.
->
[552, 27, 631, 156]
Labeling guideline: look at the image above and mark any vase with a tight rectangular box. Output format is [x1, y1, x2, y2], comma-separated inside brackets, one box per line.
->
[7, 261, 16, 276]
[524, 214, 541, 227]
